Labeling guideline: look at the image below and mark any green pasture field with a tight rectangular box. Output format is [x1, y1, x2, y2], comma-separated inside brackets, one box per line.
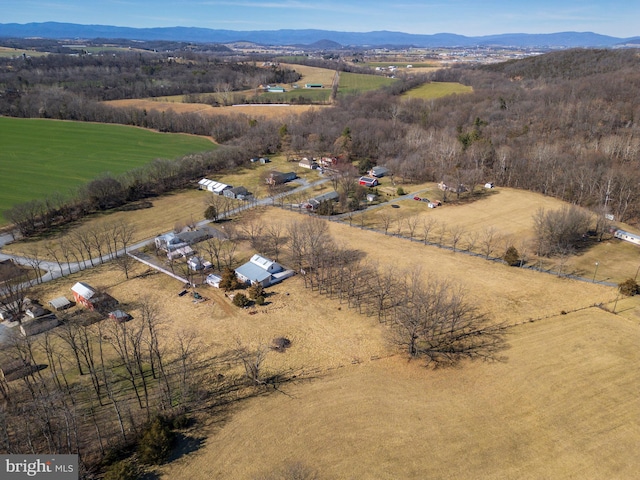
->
[404, 81, 473, 99]
[267, 88, 332, 103]
[0, 46, 49, 58]
[0, 117, 216, 222]
[337, 71, 397, 95]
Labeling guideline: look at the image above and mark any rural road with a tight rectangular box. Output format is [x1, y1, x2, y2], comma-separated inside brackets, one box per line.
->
[0, 178, 330, 288]
[0, 178, 617, 293]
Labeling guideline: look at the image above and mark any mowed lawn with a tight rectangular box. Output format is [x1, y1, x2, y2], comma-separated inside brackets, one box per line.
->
[338, 71, 397, 95]
[0, 117, 215, 220]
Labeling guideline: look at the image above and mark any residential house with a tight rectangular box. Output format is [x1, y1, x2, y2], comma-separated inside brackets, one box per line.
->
[369, 166, 389, 178]
[154, 227, 214, 253]
[306, 190, 339, 210]
[266, 171, 297, 185]
[298, 157, 318, 169]
[438, 181, 467, 193]
[223, 186, 250, 200]
[613, 229, 640, 246]
[358, 176, 379, 187]
[235, 254, 294, 287]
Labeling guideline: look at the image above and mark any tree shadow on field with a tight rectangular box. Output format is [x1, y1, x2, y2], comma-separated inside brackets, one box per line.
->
[167, 432, 205, 462]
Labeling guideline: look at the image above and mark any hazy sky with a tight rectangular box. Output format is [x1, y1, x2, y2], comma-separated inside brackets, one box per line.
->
[2, 0, 638, 37]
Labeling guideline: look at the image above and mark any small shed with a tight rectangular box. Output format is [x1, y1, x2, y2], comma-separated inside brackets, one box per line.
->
[49, 296, 72, 311]
[109, 310, 131, 323]
[206, 273, 222, 288]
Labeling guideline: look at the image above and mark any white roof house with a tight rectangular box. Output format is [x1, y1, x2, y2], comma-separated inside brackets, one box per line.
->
[49, 296, 72, 311]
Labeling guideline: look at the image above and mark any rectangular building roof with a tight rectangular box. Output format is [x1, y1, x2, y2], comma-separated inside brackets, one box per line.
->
[236, 262, 272, 284]
[71, 282, 96, 299]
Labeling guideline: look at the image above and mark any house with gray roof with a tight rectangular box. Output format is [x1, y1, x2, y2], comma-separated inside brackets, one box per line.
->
[235, 254, 294, 287]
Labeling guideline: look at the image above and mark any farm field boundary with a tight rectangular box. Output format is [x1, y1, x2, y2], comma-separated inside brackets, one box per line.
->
[0, 117, 216, 222]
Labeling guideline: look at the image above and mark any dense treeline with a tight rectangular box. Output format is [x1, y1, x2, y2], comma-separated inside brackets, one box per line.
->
[0, 52, 300, 101]
[5, 146, 253, 236]
[3, 48, 640, 230]
[283, 49, 640, 224]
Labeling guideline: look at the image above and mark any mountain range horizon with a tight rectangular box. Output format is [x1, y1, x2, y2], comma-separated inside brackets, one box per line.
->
[1, 21, 640, 49]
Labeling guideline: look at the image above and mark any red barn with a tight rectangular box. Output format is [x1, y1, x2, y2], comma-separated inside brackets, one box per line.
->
[71, 282, 117, 312]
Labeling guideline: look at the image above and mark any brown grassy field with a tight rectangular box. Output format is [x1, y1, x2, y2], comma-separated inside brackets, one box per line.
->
[2, 189, 213, 257]
[358, 185, 640, 283]
[279, 63, 338, 87]
[10, 188, 640, 479]
[20, 201, 640, 479]
[160, 307, 640, 480]
[102, 99, 327, 121]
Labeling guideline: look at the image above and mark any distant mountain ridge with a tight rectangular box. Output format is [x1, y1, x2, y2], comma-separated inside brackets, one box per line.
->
[0, 22, 638, 48]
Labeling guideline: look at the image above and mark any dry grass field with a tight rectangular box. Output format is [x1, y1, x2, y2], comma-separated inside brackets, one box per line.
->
[8, 187, 640, 479]
[102, 99, 326, 121]
[2, 189, 213, 257]
[358, 185, 640, 283]
[279, 63, 338, 87]
[160, 308, 640, 480]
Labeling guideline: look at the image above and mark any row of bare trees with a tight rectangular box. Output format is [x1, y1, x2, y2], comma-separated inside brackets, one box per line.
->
[5, 144, 253, 238]
[285, 217, 507, 365]
[0, 299, 205, 466]
[12, 219, 137, 282]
